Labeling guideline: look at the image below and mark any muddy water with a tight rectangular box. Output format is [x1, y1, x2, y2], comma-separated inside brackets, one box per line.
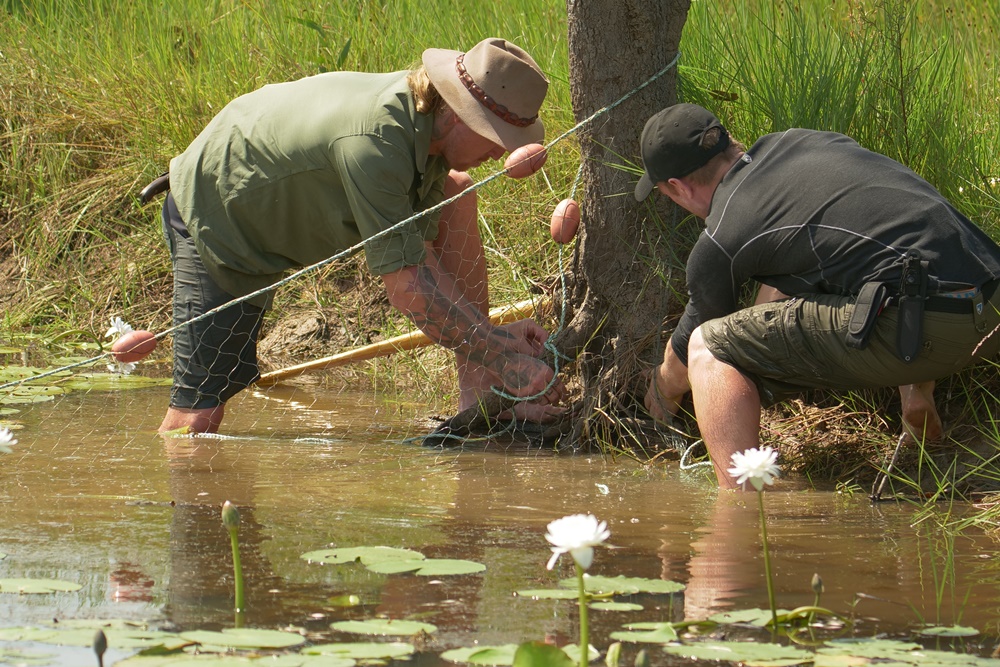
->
[1, 383, 999, 664]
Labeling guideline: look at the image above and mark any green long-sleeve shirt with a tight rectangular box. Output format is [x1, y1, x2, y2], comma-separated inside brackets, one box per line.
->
[169, 70, 449, 306]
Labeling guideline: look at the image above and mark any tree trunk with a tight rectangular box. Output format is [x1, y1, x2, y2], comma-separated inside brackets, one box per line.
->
[426, 1, 692, 444]
[556, 0, 691, 445]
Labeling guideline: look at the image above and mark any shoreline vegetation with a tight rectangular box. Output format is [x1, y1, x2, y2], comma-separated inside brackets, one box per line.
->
[1, 0, 998, 500]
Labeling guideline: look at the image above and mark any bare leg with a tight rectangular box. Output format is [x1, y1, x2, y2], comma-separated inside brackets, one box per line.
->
[432, 171, 561, 422]
[431, 171, 492, 411]
[687, 327, 762, 490]
[898, 381, 943, 443]
[159, 406, 226, 434]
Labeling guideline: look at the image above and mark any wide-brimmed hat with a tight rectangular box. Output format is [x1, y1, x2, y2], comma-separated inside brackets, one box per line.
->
[423, 37, 548, 151]
[634, 103, 730, 201]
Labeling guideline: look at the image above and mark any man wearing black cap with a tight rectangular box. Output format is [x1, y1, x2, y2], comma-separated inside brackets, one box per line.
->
[637, 103, 1000, 488]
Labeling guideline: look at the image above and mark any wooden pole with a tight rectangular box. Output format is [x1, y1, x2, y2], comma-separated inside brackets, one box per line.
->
[255, 299, 540, 387]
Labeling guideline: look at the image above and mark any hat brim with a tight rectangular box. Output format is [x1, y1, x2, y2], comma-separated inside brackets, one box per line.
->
[423, 47, 544, 152]
[634, 173, 656, 201]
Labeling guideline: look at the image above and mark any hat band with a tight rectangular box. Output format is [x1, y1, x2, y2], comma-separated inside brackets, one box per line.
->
[455, 53, 538, 129]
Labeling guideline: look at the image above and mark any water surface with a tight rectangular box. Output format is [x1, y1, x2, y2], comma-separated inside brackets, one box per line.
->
[1, 383, 998, 665]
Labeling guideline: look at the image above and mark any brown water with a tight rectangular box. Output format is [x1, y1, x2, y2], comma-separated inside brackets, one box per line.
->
[1, 382, 999, 665]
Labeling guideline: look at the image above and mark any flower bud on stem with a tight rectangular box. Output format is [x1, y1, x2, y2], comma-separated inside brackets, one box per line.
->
[222, 501, 245, 619]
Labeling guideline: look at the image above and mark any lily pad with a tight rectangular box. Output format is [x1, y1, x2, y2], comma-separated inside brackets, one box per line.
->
[819, 638, 923, 658]
[117, 655, 348, 666]
[300, 546, 425, 566]
[590, 601, 643, 611]
[326, 594, 362, 607]
[558, 644, 600, 664]
[814, 637, 1000, 666]
[709, 608, 790, 627]
[610, 622, 679, 644]
[0, 366, 42, 381]
[917, 625, 979, 637]
[514, 588, 578, 600]
[303, 641, 414, 660]
[62, 373, 169, 391]
[179, 628, 306, 650]
[0, 621, 187, 651]
[663, 640, 813, 665]
[366, 558, 485, 576]
[441, 644, 520, 665]
[0, 646, 56, 665]
[559, 575, 685, 595]
[330, 619, 436, 636]
[8, 384, 67, 396]
[0, 390, 56, 405]
[0, 578, 82, 594]
[513, 642, 574, 667]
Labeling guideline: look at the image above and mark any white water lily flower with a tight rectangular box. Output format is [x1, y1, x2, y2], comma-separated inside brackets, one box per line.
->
[105, 316, 133, 340]
[0, 426, 17, 453]
[545, 513, 610, 570]
[728, 446, 781, 491]
[0, 427, 16, 445]
[107, 360, 136, 376]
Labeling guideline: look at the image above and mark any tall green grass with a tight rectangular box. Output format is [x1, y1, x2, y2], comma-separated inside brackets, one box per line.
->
[678, 0, 998, 227]
[0, 0, 572, 334]
[2, 0, 996, 333]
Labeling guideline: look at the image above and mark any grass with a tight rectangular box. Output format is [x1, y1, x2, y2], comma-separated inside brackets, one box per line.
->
[1, 0, 999, 490]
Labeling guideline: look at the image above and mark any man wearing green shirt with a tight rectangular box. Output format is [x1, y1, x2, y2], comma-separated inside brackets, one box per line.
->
[158, 37, 565, 433]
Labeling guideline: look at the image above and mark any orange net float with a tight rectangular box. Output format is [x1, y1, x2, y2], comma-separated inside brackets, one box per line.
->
[111, 330, 157, 363]
[503, 143, 547, 179]
[550, 198, 580, 244]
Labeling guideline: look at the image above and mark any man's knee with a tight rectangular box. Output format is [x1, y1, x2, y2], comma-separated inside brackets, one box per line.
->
[687, 327, 717, 374]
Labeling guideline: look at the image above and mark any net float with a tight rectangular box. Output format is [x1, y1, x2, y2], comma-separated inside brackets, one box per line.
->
[550, 198, 580, 244]
[111, 329, 157, 363]
[503, 143, 547, 179]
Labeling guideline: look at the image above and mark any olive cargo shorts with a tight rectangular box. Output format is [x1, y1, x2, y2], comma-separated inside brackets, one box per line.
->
[700, 292, 1000, 407]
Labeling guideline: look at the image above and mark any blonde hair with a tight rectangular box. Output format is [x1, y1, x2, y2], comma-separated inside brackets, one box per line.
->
[406, 66, 442, 114]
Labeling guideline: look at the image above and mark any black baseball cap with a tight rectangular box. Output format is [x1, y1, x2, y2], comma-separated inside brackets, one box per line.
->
[634, 103, 730, 201]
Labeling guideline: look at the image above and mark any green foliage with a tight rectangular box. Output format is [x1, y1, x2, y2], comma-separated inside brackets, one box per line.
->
[679, 0, 999, 230]
[4, 0, 996, 333]
[0, 0, 572, 334]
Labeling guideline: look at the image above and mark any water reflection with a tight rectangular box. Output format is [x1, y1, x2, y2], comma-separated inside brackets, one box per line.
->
[0, 383, 998, 664]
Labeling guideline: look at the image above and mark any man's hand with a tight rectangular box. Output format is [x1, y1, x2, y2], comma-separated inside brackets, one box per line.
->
[498, 352, 565, 404]
[645, 364, 682, 423]
[496, 319, 548, 356]
[643, 336, 691, 423]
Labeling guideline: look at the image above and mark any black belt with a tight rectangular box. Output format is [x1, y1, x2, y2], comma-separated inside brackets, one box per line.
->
[922, 278, 999, 314]
[139, 171, 170, 205]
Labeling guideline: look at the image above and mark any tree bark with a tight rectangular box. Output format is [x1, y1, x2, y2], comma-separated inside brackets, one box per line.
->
[427, 1, 692, 444]
[557, 0, 691, 441]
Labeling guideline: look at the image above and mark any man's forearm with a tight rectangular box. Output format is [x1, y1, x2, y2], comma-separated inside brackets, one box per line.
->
[645, 335, 691, 421]
[384, 262, 515, 372]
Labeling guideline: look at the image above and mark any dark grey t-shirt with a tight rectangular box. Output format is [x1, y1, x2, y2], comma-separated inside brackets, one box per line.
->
[671, 129, 1000, 365]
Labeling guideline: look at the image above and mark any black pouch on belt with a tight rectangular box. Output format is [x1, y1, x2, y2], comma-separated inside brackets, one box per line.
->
[846, 281, 888, 350]
[895, 250, 928, 363]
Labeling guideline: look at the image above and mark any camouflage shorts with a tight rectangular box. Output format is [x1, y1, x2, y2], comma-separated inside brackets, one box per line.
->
[700, 290, 1000, 406]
